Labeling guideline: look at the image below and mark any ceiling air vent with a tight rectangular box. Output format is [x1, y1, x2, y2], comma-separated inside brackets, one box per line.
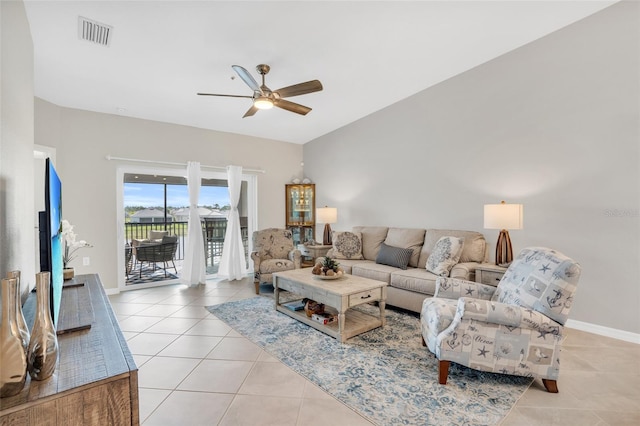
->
[78, 16, 113, 47]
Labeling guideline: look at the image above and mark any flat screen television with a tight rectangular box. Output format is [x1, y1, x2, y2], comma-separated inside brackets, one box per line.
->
[38, 157, 63, 328]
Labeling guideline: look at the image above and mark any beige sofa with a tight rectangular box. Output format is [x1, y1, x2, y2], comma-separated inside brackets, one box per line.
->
[327, 226, 488, 313]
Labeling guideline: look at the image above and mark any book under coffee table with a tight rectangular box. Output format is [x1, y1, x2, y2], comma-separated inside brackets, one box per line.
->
[273, 268, 387, 342]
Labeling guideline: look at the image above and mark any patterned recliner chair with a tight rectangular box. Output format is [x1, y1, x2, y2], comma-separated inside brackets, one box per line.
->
[420, 247, 581, 393]
[251, 228, 302, 294]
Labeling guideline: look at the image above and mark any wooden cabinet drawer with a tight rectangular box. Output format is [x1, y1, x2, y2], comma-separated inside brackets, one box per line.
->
[276, 280, 337, 306]
[477, 270, 503, 286]
[279, 280, 302, 294]
[349, 288, 381, 307]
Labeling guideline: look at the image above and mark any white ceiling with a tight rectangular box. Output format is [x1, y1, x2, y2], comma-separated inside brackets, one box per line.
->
[23, 1, 617, 144]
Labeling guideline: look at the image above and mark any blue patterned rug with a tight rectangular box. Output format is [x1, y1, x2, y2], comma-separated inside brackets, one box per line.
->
[207, 296, 532, 426]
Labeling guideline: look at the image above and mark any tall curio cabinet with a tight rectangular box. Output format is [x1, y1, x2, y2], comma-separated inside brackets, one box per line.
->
[285, 183, 315, 245]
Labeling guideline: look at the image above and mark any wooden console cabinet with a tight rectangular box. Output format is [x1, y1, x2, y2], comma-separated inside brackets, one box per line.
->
[0, 274, 139, 425]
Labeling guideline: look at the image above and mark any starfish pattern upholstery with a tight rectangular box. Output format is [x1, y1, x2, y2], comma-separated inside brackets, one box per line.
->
[420, 247, 581, 393]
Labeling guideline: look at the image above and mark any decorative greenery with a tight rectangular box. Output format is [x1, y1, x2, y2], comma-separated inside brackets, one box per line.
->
[60, 220, 92, 269]
[312, 255, 342, 276]
[321, 256, 340, 273]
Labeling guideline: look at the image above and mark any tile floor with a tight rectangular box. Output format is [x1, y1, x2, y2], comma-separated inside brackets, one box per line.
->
[108, 277, 640, 425]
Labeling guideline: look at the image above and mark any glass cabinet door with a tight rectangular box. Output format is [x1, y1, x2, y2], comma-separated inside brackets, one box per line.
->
[285, 184, 315, 245]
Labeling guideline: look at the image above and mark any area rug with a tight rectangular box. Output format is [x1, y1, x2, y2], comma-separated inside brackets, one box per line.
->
[207, 296, 532, 426]
[125, 266, 178, 285]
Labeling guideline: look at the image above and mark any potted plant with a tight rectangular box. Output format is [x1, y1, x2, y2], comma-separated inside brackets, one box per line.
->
[311, 256, 344, 278]
[60, 220, 92, 280]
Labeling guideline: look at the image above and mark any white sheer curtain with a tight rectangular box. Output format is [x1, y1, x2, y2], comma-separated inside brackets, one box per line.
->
[217, 165, 247, 281]
[180, 161, 206, 286]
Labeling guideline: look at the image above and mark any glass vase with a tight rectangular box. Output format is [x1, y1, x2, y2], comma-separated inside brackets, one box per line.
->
[7, 270, 30, 355]
[27, 272, 59, 381]
[0, 277, 28, 397]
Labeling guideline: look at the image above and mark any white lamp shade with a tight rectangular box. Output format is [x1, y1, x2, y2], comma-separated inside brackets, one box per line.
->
[484, 203, 523, 230]
[316, 207, 337, 224]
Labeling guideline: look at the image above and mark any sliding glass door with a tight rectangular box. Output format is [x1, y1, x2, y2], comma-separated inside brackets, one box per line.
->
[117, 166, 256, 289]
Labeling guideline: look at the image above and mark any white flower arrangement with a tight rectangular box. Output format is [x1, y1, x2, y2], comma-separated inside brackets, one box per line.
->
[60, 219, 92, 269]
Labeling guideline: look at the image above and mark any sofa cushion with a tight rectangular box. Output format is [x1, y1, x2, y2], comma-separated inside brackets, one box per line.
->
[375, 243, 413, 270]
[330, 231, 364, 260]
[390, 268, 440, 296]
[384, 228, 426, 267]
[335, 259, 373, 274]
[419, 229, 486, 268]
[149, 230, 168, 240]
[459, 234, 486, 263]
[426, 236, 465, 277]
[352, 262, 398, 284]
[353, 226, 388, 260]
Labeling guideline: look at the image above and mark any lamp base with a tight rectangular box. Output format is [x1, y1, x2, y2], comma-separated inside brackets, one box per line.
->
[495, 229, 513, 267]
[323, 224, 333, 246]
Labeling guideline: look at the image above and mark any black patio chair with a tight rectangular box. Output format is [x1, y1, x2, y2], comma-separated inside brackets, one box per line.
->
[135, 235, 178, 278]
[125, 244, 133, 277]
[203, 218, 227, 266]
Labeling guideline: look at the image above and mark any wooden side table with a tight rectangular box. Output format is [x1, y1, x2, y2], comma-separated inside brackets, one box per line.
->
[475, 263, 507, 287]
[298, 244, 332, 266]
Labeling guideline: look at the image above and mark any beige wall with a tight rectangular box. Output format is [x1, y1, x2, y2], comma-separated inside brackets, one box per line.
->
[35, 98, 303, 290]
[5, 0, 638, 339]
[304, 2, 640, 336]
[0, 0, 36, 297]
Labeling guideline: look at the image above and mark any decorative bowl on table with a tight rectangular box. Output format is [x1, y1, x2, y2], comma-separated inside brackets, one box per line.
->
[314, 271, 344, 280]
[311, 256, 344, 280]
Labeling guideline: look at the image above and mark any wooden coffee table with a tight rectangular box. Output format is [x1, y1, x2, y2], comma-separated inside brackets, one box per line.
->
[273, 268, 387, 342]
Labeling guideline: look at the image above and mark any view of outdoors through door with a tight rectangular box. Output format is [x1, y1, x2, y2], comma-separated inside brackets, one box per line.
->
[123, 173, 249, 286]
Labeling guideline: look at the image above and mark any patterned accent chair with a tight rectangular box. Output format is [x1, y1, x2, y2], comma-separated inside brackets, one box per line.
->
[251, 228, 302, 294]
[420, 247, 581, 393]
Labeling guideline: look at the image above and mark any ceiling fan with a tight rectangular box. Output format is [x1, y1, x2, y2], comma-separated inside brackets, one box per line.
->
[198, 64, 323, 118]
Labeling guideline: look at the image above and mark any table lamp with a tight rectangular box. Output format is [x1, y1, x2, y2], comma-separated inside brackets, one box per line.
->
[483, 201, 523, 266]
[316, 207, 337, 245]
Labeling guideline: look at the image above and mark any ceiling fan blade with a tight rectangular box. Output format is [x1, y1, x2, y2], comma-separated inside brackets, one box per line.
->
[274, 99, 312, 115]
[274, 80, 323, 98]
[232, 65, 261, 93]
[197, 93, 253, 98]
[243, 105, 259, 118]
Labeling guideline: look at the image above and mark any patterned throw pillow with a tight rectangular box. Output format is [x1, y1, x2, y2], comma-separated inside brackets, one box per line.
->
[331, 231, 364, 260]
[375, 243, 413, 270]
[426, 236, 465, 276]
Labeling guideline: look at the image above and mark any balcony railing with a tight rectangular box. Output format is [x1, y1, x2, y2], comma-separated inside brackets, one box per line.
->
[125, 218, 248, 275]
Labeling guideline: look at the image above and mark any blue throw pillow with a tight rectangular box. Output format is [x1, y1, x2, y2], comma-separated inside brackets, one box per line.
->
[375, 243, 413, 270]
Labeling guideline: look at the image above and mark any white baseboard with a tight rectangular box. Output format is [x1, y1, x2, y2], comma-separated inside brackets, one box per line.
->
[101, 283, 640, 344]
[565, 319, 640, 344]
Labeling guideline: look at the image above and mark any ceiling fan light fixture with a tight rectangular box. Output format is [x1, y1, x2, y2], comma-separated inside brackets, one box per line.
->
[198, 64, 322, 117]
[254, 96, 274, 110]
